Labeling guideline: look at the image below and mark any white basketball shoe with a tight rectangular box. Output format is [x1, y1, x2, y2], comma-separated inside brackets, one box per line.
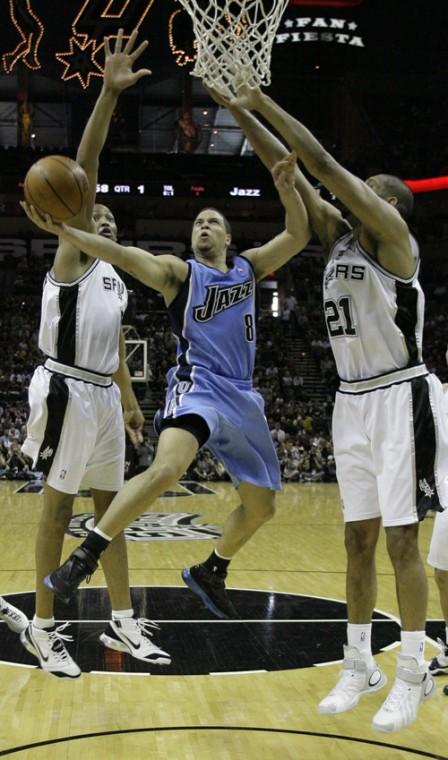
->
[372, 653, 435, 732]
[99, 618, 171, 664]
[318, 645, 387, 714]
[0, 597, 28, 633]
[21, 622, 81, 678]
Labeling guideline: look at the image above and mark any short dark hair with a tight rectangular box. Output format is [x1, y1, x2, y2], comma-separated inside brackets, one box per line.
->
[374, 174, 414, 220]
[93, 203, 115, 220]
[197, 207, 232, 235]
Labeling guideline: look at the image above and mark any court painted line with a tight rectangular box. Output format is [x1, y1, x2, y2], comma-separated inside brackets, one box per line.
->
[1, 726, 445, 760]
[0, 659, 37, 669]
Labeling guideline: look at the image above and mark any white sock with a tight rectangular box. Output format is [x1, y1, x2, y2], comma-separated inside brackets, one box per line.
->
[94, 526, 113, 542]
[112, 608, 134, 621]
[33, 614, 55, 630]
[401, 630, 426, 664]
[347, 623, 373, 661]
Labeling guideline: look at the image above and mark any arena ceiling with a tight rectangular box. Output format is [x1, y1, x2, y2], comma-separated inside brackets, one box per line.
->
[0, 0, 446, 158]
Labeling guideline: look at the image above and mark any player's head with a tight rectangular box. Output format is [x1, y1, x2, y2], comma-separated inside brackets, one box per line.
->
[93, 204, 118, 241]
[365, 174, 414, 220]
[191, 207, 232, 259]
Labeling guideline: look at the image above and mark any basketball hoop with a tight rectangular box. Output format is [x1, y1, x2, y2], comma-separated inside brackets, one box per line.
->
[176, 0, 289, 93]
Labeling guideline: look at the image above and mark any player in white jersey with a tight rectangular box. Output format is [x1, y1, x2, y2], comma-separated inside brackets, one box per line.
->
[427, 369, 448, 676]
[21, 152, 310, 621]
[206, 77, 448, 731]
[19, 30, 170, 678]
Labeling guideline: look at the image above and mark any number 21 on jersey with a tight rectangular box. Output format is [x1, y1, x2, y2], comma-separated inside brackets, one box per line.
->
[324, 296, 357, 337]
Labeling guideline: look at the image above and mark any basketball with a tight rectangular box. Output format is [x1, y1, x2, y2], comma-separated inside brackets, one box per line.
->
[24, 155, 89, 221]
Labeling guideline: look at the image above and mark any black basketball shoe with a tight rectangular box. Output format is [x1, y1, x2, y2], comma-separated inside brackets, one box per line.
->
[181, 564, 239, 619]
[44, 547, 98, 604]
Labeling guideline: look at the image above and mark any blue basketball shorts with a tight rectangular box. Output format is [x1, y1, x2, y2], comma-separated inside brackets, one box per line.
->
[158, 366, 281, 491]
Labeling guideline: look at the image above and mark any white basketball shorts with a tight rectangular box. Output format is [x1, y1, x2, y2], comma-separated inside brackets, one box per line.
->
[427, 383, 448, 569]
[428, 509, 448, 570]
[22, 366, 125, 495]
[333, 372, 448, 527]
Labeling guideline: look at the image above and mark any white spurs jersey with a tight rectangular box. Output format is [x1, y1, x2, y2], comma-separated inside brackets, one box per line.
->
[39, 259, 127, 375]
[323, 230, 424, 382]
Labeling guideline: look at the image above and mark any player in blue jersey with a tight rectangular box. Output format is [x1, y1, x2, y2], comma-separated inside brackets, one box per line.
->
[21, 151, 311, 620]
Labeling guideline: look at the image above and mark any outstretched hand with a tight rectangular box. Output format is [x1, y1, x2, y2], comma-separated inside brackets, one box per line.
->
[231, 67, 264, 111]
[272, 151, 297, 195]
[103, 27, 151, 94]
[204, 82, 233, 109]
[20, 201, 65, 237]
[204, 67, 264, 111]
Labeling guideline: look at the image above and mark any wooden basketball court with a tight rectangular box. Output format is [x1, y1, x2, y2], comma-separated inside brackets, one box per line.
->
[0, 480, 445, 759]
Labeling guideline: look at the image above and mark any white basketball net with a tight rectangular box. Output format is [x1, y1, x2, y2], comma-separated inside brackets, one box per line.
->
[176, 0, 289, 93]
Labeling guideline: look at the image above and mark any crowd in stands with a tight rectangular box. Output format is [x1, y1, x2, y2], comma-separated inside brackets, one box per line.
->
[0, 231, 447, 486]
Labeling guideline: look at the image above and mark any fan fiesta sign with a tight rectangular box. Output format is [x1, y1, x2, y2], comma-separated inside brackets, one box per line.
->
[275, 15, 364, 47]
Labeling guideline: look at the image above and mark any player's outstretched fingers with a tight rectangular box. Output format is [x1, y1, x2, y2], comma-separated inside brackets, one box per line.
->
[130, 40, 149, 63]
[123, 28, 138, 55]
[114, 27, 124, 55]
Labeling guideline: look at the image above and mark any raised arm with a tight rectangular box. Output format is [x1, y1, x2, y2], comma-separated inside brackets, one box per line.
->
[241, 152, 311, 280]
[54, 29, 151, 279]
[21, 203, 188, 304]
[206, 85, 346, 250]
[76, 29, 151, 217]
[230, 81, 414, 277]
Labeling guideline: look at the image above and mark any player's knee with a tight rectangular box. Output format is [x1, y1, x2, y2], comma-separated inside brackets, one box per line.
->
[345, 522, 377, 558]
[386, 524, 419, 565]
[145, 461, 182, 492]
[245, 495, 276, 525]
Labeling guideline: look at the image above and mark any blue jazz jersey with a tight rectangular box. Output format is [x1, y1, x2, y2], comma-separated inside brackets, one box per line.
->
[161, 256, 281, 490]
[170, 255, 256, 380]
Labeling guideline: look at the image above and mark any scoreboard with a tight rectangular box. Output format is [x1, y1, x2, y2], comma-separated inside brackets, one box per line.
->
[95, 182, 267, 198]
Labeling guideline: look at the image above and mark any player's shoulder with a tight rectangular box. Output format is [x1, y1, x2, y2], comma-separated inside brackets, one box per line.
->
[409, 232, 420, 260]
[234, 252, 257, 273]
[326, 225, 353, 257]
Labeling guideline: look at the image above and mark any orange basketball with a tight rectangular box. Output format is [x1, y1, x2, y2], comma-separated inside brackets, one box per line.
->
[24, 155, 89, 221]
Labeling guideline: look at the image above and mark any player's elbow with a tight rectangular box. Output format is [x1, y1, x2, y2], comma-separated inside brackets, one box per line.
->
[308, 150, 336, 180]
[285, 224, 311, 252]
